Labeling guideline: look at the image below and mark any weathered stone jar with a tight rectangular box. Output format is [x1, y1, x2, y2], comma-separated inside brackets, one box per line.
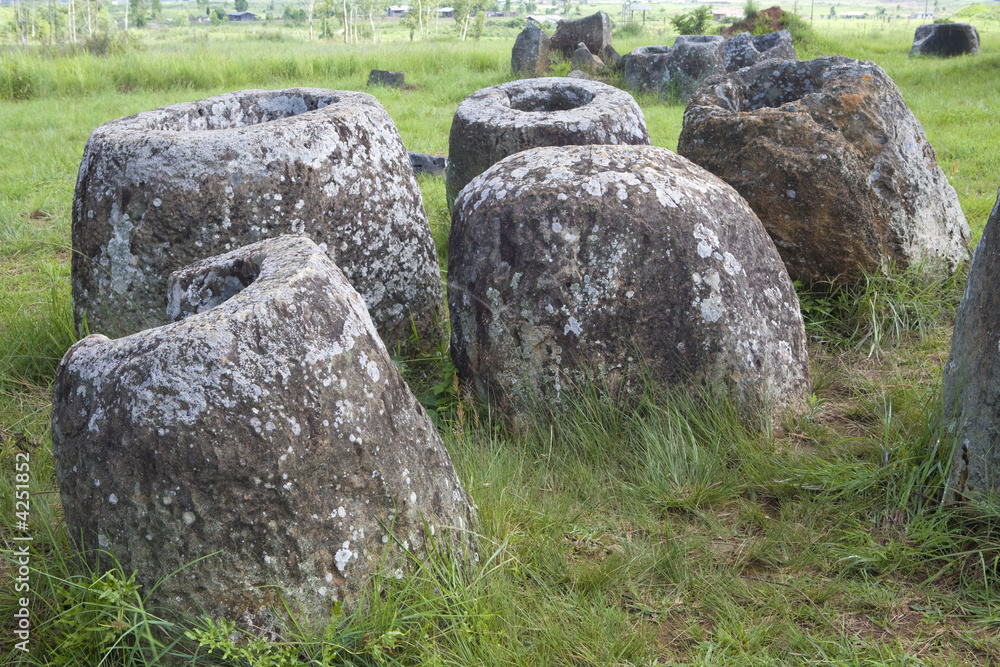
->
[910, 23, 979, 57]
[445, 78, 650, 209]
[724, 30, 795, 71]
[52, 236, 476, 633]
[664, 35, 725, 102]
[448, 145, 810, 424]
[678, 57, 970, 283]
[72, 88, 443, 350]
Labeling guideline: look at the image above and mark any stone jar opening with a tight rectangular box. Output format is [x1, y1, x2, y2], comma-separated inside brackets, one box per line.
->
[505, 84, 597, 112]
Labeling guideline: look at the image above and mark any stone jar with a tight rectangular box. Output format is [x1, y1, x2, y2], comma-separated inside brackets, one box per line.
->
[72, 88, 444, 351]
[445, 78, 649, 209]
[448, 145, 810, 425]
[53, 235, 476, 634]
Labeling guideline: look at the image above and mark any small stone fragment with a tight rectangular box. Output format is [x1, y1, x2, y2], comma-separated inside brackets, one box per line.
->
[367, 69, 405, 87]
[511, 23, 551, 75]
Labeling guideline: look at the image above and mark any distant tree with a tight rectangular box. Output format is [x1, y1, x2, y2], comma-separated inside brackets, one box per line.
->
[669, 5, 711, 34]
[129, 0, 148, 26]
[150, 0, 161, 16]
[234, 0, 249, 11]
[828, 5, 836, 18]
[472, 8, 485, 36]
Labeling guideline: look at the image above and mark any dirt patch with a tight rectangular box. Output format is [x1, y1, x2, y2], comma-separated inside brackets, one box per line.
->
[722, 6, 788, 38]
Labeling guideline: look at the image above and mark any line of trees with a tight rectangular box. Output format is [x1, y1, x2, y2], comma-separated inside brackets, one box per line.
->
[6, 0, 116, 44]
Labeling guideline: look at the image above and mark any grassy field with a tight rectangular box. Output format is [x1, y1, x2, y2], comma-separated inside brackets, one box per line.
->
[2, 14, 1000, 666]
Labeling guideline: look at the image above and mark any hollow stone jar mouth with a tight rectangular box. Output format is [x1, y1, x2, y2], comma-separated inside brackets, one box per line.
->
[728, 61, 831, 112]
[119, 89, 348, 132]
[504, 83, 596, 113]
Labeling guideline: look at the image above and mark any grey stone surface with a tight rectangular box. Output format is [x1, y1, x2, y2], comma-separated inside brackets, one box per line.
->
[678, 57, 970, 283]
[549, 11, 613, 58]
[910, 23, 979, 57]
[445, 78, 649, 209]
[72, 88, 443, 351]
[367, 69, 405, 87]
[448, 145, 810, 424]
[566, 69, 593, 79]
[724, 30, 796, 71]
[53, 236, 476, 633]
[571, 42, 605, 73]
[624, 45, 672, 93]
[943, 190, 1000, 501]
[664, 35, 725, 102]
[511, 23, 550, 75]
[408, 151, 447, 176]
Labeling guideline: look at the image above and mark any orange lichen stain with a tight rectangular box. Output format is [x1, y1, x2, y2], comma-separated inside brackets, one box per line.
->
[862, 74, 874, 82]
[840, 93, 864, 111]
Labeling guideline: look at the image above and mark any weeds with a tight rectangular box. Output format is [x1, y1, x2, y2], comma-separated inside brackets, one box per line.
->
[795, 262, 966, 357]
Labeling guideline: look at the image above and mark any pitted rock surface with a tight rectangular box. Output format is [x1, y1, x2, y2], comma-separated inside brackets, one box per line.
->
[52, 236, 476, 633]
[942, 190, 1000, 501]
[664, 35, 725, 103]
[677, 57, 970, 282]
[445, 78, 650, 209]
[549, 11, 613, 58]
[448, 145, 810, 423]
[511, 23, 551, 75]
[724, 30, 795, 71]
[624, 45, 672, 94]
[72, 88, 443, 350]
[910, 23, 979, 57]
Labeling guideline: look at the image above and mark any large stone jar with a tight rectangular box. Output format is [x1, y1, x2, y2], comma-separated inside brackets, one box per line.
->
[52, 236, 476, 633]
[72, 88, 444, 350]
[448, 145, 811, 424]
[445, 78, 650, 209]
[678, 57, 969, 283]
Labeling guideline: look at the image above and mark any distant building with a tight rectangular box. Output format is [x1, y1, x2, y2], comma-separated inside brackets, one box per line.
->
[712, 6, 742, 19]
[526, 13, 564, 24]
[437, 6, 454, 17]
[227, 11, 256, 20]
[839, 11, 868, 18]
[386, 5, 411, 17]
[909, 11, 934, 18]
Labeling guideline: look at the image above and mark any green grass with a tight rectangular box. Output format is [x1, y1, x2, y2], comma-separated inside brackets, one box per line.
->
[3, 22, 1000, 666]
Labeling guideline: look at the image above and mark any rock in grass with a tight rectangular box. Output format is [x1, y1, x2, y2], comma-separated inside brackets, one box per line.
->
[367, 69, 405, 87]
[571, 42, 605, 74]
[445, 78, 649, 209]
[677, 57, 970, 283]
[910, 23, 979, 57]
[448, 145, 810, 424]
[71, 88, 443, 351]
[511, 23, 551, 75]
[943, 190, 1000, 501]
[548, 11, 613, 59]
[724, 30, 796, 71]
[408, 151, 448, 176]
[52, 236, 476, 634]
